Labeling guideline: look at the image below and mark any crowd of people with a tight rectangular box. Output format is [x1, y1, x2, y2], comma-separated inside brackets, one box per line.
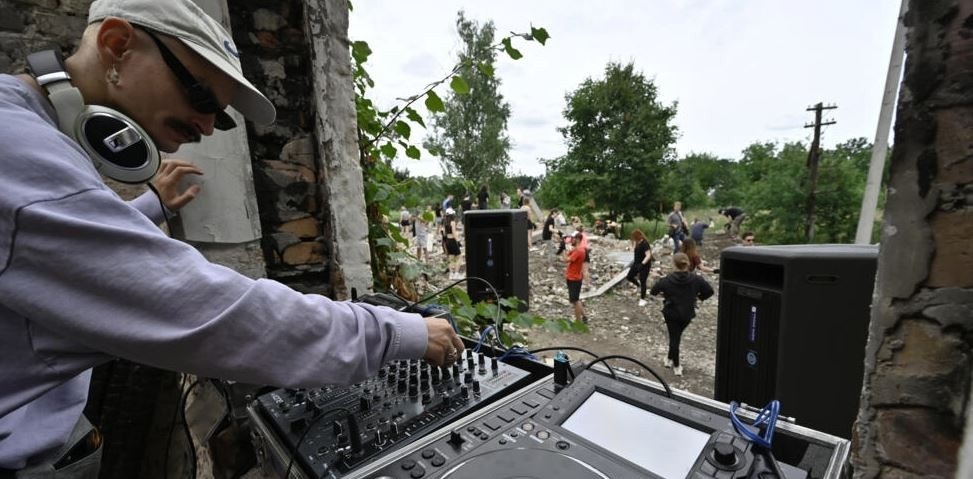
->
[398, 194, 755, 380]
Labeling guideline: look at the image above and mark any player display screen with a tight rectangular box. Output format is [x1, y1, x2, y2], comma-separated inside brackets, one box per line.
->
[562, 391, 712, 478]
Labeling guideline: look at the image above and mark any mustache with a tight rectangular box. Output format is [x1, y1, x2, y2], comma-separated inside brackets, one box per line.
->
[164, 118, 201, 144]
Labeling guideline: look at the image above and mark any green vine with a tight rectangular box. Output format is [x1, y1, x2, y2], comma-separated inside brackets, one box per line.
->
[350, 18, 584, 339]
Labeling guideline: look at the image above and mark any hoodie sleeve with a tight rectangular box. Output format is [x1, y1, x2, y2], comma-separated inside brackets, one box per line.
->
[696, 277, 715, 301]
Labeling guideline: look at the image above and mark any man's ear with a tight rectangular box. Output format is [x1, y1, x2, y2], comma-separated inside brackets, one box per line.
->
[95, 17, 137, 65]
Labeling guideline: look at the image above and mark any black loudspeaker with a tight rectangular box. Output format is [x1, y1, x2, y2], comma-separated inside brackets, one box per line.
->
[714, 244, 878, 439]
[463, 210, 529, 310]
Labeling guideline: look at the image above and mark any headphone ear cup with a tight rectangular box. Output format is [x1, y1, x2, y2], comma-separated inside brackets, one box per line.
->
[75, 106, 160, 184]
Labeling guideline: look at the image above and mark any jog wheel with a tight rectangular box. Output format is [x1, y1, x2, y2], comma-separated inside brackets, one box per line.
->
[440, 448, 609, 479]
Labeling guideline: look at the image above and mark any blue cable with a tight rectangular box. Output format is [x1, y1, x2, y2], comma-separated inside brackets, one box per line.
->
[497, 345, 538, 363]
[729, 400, 780, 449]
[473, 326, 494, 353]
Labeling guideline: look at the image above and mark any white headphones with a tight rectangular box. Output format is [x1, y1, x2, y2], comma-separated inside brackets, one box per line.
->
[27, 50, 160, 184]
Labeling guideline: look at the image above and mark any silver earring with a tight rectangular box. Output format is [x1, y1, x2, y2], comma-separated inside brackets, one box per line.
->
[106, 65, 119, 85]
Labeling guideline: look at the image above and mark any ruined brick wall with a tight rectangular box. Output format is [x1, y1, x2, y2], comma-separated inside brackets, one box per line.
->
[852, 0, 973, 477]
[229, 1, 334, 296]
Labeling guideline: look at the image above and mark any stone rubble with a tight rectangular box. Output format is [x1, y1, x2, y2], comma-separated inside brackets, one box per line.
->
[418, 226, 733, 398]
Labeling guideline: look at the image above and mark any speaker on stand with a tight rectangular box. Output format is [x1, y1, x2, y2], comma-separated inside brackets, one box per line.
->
[462, 210, 529, 310]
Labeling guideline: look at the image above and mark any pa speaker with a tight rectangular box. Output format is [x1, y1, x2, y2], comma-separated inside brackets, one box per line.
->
[463, 210, 529, 310]
[714, 244, 877, 438]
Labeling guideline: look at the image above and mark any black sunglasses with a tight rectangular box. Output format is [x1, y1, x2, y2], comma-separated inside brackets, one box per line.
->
[139, 27, 236, 131]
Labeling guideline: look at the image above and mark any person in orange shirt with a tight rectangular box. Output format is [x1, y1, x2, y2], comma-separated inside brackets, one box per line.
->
[563, 232, 589, 323]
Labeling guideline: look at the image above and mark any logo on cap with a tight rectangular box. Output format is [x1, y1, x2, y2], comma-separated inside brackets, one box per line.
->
[224, 39, 240, 59]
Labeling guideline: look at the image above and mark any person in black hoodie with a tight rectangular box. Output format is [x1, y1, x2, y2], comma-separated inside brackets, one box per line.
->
[650, 253, 714, 376]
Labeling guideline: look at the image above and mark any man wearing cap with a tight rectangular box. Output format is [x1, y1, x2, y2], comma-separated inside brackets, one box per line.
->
[0, 0, 462, 475]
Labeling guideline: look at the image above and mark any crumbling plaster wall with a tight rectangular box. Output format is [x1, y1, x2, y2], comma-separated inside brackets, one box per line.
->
[853, 0, 973, 477]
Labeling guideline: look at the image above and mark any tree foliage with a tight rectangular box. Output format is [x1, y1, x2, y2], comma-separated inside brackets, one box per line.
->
[424, 12, 512, 184]
[659, 153, 739, 210]
[541, 62, 678, 221]
[725, 139, 877, 244]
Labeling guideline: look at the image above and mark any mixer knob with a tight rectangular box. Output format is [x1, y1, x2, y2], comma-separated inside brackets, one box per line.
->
[472, 380, 481, 395]
[491, 356, 499, 371]
[387, 374, 396, 384]
[360, 397, 371, 412]
[421, 380, 430, 391]
[388, 364, 398, 373]
[378, 367, 387, 377]
[409, 384, 418, 397]
[397, 379, 407, 393]
[460, 385, 469, 398]
[464, 371, 473, 384]
[375, 428, 387, 445]
[294, 391, 306, 403]
[467, 357, 475, 370]
[478, 354, 485, 366]
[421, 392, 431, 404]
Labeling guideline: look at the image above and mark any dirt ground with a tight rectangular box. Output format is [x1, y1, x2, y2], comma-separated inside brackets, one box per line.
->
[422, 224, 737, 400]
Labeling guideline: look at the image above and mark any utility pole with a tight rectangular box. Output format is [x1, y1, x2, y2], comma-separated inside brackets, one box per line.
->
[804, 103, 837, 242]
[854, 0, 907, 244]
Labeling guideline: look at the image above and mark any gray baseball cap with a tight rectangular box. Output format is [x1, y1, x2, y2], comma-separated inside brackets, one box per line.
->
[88, 0, 276, 126]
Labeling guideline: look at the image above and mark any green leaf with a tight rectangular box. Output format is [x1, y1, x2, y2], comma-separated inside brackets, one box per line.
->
[531, 26, 550, 45]
[375, 237, 394, 248]
[380, 143, 397, 159]
[571, 319, 590, 333]
[502, 38, 523, 60]
[393, 121, 411, 139]
[476, 62, 495, 78]
[406, 145, 421, 159]
[405, 107, 426, 128]
[424, 90, 445, 112]
[499, 297, 521, 309]
[351, 40, 372, 64]
[450, 76, 470, 95]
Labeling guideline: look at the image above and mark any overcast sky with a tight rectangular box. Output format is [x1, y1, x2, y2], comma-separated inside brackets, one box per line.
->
[349, 0, 902, 178]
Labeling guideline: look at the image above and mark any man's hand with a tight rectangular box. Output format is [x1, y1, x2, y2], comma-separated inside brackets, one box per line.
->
[423, 317, 465, 368]
[151, 159, 203, 212]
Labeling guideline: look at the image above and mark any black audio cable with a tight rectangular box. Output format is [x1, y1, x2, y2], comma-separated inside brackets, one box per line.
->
[410, 275, 505, 350]
[528, 346, 617, 379]
[163, 375, 201, 479]
[145, 182, 175, 234]
[284, 406, 355, 479]
[583, 355, 672, 398]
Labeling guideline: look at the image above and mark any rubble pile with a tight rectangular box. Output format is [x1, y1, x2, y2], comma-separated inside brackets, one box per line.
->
[420, 227, 732, 398]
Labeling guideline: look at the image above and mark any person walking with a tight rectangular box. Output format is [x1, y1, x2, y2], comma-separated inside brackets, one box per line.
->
[563, 232, 588, 323]
[415, 208, 430, 263]
[477, 185, 489, 210]
[542, 209, 556, 244]
[667, 201, 689, 253]
[443, 208, 463, 279]
[650, 253, 714, 376]
[500, 191, 511, 209]
[626, 229, 653, 306]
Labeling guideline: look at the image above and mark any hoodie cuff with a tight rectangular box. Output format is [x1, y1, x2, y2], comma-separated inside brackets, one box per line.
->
[387, 312, 428, 361]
